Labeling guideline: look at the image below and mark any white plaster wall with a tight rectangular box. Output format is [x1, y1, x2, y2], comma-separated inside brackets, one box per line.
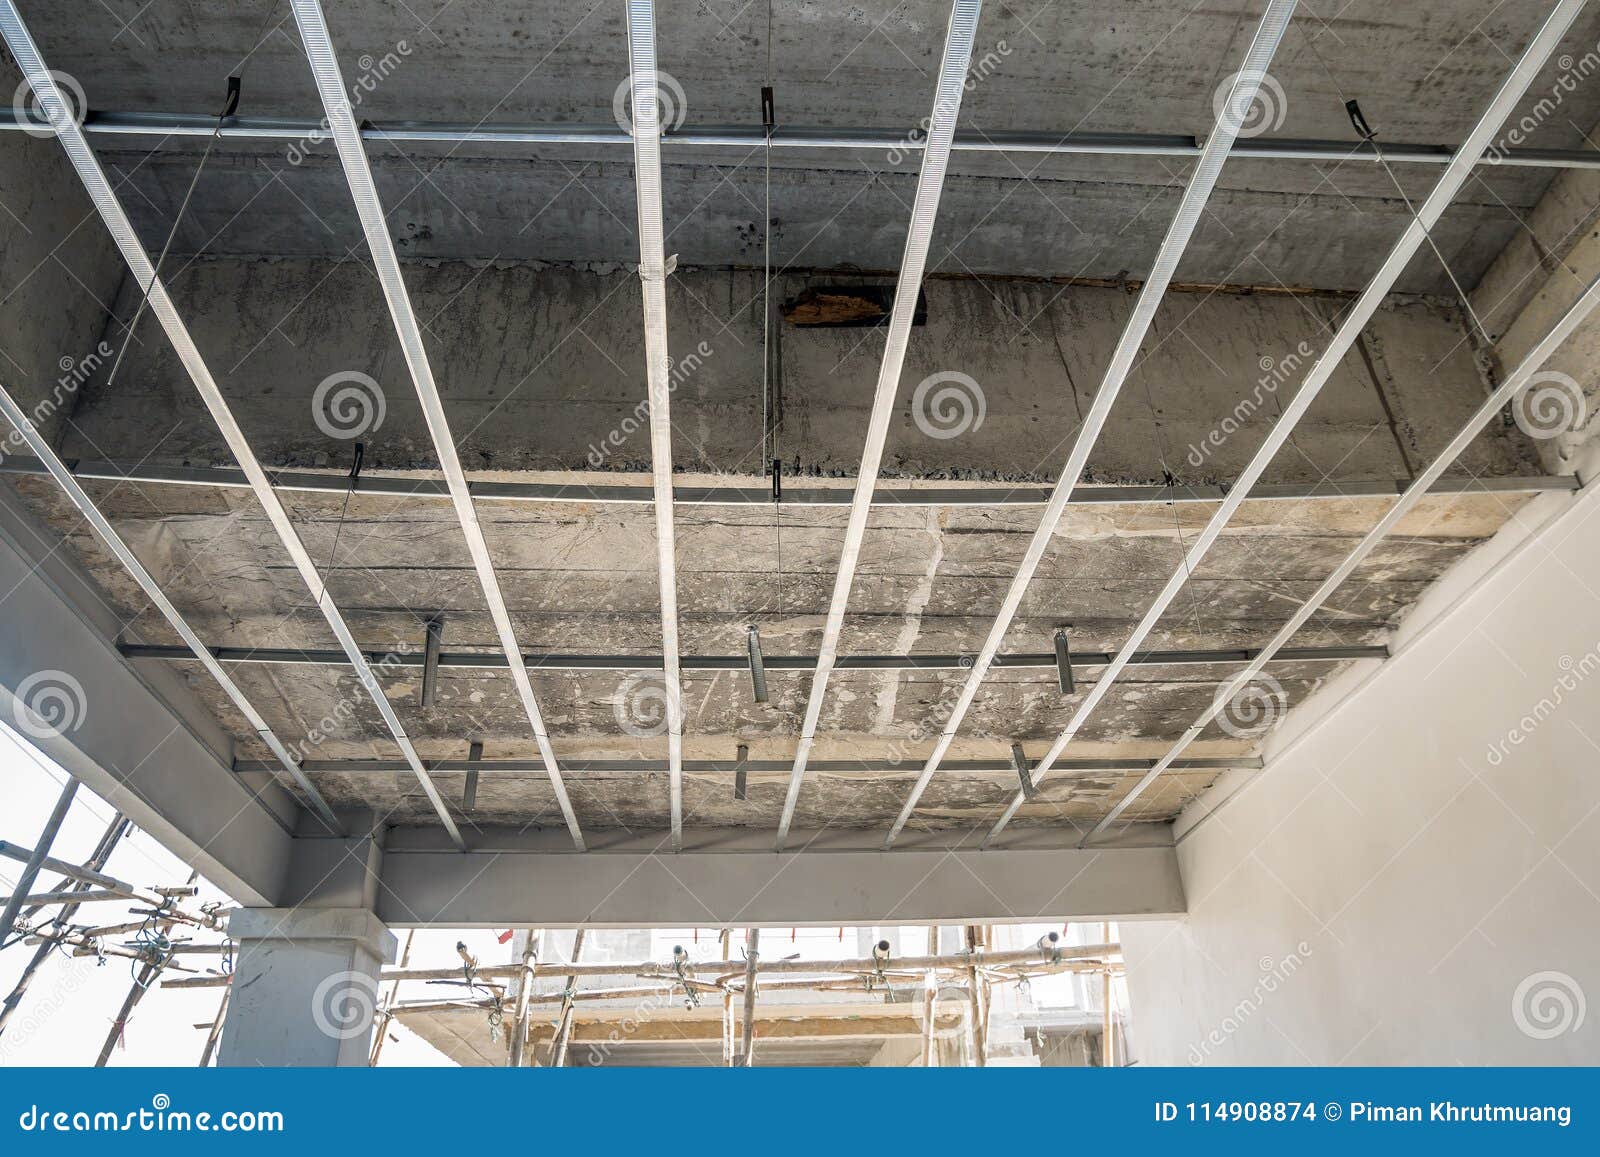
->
[1121, 480, 1600, 1065]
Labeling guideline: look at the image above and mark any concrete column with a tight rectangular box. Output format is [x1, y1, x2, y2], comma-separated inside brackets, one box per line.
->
[218, 907, 397, 1067]
[219, 811, 395, 1066]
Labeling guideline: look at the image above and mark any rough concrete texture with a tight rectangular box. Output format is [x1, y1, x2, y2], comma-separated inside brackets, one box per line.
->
[1470, 112, 1600, 476]
[0, 0, 1584, 843]
[10, 0, 1600, 289]
[0, 133, 124, 438]
[60, 260, 1539, 485]
[7, 463, 1540, 833]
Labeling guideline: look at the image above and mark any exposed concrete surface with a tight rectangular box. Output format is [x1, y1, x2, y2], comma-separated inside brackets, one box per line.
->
[58, 260, 1537, 484]
[1471, 113, 1600, 476]
[1122, 486, 1600, 1064]
[10, 0, 1600, 289]
[0, 0, 1584, 848]
[5, 464, 1542, 833]
[0, 132, 124, 440]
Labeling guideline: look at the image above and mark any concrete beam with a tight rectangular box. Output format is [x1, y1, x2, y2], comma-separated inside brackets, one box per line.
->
[375, 829, 1184, 927]
[0, 483, 293, 906]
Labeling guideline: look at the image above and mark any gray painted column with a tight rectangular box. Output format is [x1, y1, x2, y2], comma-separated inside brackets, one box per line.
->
[218, 907, 398, 1067]
[220, 813, 393, 1066]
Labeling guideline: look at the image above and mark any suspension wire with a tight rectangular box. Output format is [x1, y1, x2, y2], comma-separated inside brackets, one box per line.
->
[1300, 29, 1491, 344]
[765, 0, 785, 632]
[104, 0, 283, 388]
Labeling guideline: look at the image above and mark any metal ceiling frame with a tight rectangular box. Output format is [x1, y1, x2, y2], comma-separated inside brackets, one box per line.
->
[981, 0, 1587, 847]
[232, 754, 1261, 776]
[774, 0, 986, 850]
[0, 0, 467, 849]
[287, 0, 585, 850]
[0, 456, 1573, 508]
[1081, 269, 1600, 844]
[623, 0, 688, 851]
[6, 111, 1600, 172]
[0, 381, 340, 830]
[117, 641, 1389, 672]
[882, 0, 1301, 848]
[5, 0, 1590, 856]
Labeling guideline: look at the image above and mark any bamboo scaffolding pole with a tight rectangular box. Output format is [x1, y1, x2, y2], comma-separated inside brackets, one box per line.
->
[922, 925, 939, 1067]
[738, 928, 759, 1066]
[369, 929, 415, 1067]
[16, 815, 126, 926]
[0, 841, 143, 897]
[387, 975, 1032, 1016]
[0, 779, 77, 946]
[1101, 922, 1115, 1067]
[163, 942, 1123, 990]
[548, 928, 586, 1067]
[507, 930, 540, 1068]
[98, 960, 159, 1066]
[719, 930, 735, 1066]
[94, 869, 199, 1066]
[199, 988, 229, 1067]
[0, 813, 127, 1040]
[1, 888, 150, 908]
[965, 926, 986, 1067]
